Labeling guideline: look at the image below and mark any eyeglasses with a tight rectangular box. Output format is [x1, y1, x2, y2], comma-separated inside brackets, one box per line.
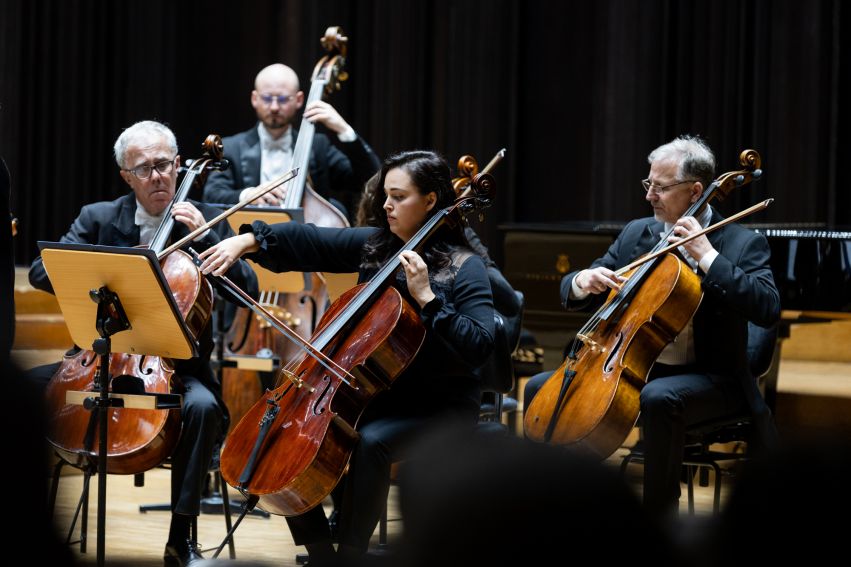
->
[641, 178, 697, 194]
[125, 158, 176, 179]
[259, 93, 294, 106]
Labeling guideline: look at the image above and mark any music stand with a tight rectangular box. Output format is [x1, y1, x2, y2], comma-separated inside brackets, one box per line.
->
[39, 242, 195, 567]
[226, 206, 358, 302]
[227, 207, 307, 293]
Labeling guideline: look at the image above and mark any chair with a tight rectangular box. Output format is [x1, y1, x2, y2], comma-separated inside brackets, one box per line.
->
[478, 290, 525, 432]
[620, 320, 779, 514]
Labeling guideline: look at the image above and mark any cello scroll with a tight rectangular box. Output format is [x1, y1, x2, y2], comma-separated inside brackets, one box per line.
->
[315, 27, 349, 95]
[710, 149, 762, 202]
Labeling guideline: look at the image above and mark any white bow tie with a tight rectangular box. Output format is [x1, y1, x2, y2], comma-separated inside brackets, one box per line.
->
[135, 205, 165, 246]
[263, 135, 292, 152]
[135, 206, 163, 229]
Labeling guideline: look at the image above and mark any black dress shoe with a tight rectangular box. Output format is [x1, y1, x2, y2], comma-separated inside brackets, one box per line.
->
[163, 538, 204, 567]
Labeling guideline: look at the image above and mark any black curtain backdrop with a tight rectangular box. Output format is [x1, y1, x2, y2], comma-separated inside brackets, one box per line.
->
[2, 0, 848, 266]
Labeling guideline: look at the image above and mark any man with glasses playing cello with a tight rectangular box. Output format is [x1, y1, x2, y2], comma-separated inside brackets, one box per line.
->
[524, 135, 780, 523]
[28, 120, 258, 567]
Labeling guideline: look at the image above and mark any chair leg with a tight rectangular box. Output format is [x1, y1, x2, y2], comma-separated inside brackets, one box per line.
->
[48, 458, 65, 520]
[699, 465, 710, 487]
[709, 462, 722, 514]
[686, 465, 695, 515]
[378, 502, 388, 547]
[619, 453, 636, 476]
[64, 468, 92, 552]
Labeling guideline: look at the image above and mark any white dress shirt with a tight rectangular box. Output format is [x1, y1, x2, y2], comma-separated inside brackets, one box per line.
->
[135, 201, 164, 246]
[258, 125, 294, 185]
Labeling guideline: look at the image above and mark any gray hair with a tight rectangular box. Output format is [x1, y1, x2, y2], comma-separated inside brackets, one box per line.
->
[647, 134, 715, 189]
[113, 120, 178, 168]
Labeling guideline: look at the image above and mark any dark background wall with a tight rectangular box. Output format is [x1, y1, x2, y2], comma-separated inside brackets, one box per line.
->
[2, 0, 848, 266]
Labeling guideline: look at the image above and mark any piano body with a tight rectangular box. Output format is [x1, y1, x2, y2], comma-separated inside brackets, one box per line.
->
[751, 227, 851, 412]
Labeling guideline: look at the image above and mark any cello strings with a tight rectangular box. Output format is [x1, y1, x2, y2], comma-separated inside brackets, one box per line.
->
[193, 257, 355, 385]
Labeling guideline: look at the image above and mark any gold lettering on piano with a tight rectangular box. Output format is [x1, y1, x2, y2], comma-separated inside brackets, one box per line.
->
[556, 254, 571, 274]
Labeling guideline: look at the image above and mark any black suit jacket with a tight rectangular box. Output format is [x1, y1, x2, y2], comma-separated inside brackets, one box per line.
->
[28, 193, 259, 378]
[202, 124, 380, 215]
[560, 210, 780, 435]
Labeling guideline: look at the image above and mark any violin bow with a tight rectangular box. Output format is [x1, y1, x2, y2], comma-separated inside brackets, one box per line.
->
[158, 168, 299, 259]
[614, 198, 774, 277]
[189, 249, 356, 387]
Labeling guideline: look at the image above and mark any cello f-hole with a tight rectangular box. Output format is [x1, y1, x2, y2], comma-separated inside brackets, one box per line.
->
[603, 332, 624, 375]
[137, 354, 154, 375]
[312, 376, 333, 415]
[227, 314, 253, 353]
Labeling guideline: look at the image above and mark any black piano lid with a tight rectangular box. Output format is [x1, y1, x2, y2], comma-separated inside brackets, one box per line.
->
[748, 224, 851, 313]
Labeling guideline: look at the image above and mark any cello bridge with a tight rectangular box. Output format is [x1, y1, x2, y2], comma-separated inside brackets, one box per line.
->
[576, 333, 607, 353]
[282, 369, 315, 393]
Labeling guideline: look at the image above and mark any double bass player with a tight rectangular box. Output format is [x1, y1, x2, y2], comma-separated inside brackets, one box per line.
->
[524, 135, 780, 522]
[201, 62, 380, 221]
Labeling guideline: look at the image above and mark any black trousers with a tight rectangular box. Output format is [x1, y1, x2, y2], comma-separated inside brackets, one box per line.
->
[638, 366, 747, 518]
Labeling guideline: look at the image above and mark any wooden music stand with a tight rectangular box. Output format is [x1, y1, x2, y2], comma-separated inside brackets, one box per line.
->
[226, 207, 358, 302]
[39, 241, 195, 567]
[227, 207, 306, 293]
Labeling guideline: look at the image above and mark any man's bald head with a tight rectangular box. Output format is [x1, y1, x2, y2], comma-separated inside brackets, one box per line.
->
[254, 63, 300, 92]
[251, 63, 304, 134]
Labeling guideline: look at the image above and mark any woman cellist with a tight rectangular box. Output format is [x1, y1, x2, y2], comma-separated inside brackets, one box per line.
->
[523, 135, 780, 522]
[27, 121, 258, 565]
[199, 150, 495, 564]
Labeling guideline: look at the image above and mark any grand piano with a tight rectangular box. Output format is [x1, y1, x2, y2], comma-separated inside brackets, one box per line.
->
[500, 222, 851, 409]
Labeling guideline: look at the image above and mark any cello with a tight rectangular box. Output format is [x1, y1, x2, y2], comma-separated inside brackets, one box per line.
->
[44, 135, 227, 474]
[524, 150, 764, 458]
[222, 26, 357, 431]
[215, 171, 496, 516]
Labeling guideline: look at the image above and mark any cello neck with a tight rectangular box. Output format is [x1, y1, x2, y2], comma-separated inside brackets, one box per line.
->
[310, 208, 453, 352]
[150, 134, 227, 258]
[311, 170, 495, 350]
[148, 164, 202, 254]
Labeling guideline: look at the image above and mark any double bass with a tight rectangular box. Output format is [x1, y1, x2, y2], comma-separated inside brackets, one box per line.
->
[222, 26, 357, 431]
[44, 136, 227, 474]
[524, 150, 764, 458]
[216, 171, 496, 516]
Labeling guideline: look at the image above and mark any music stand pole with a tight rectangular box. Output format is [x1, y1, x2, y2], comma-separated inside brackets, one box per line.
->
[89, 286, 131, 567]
